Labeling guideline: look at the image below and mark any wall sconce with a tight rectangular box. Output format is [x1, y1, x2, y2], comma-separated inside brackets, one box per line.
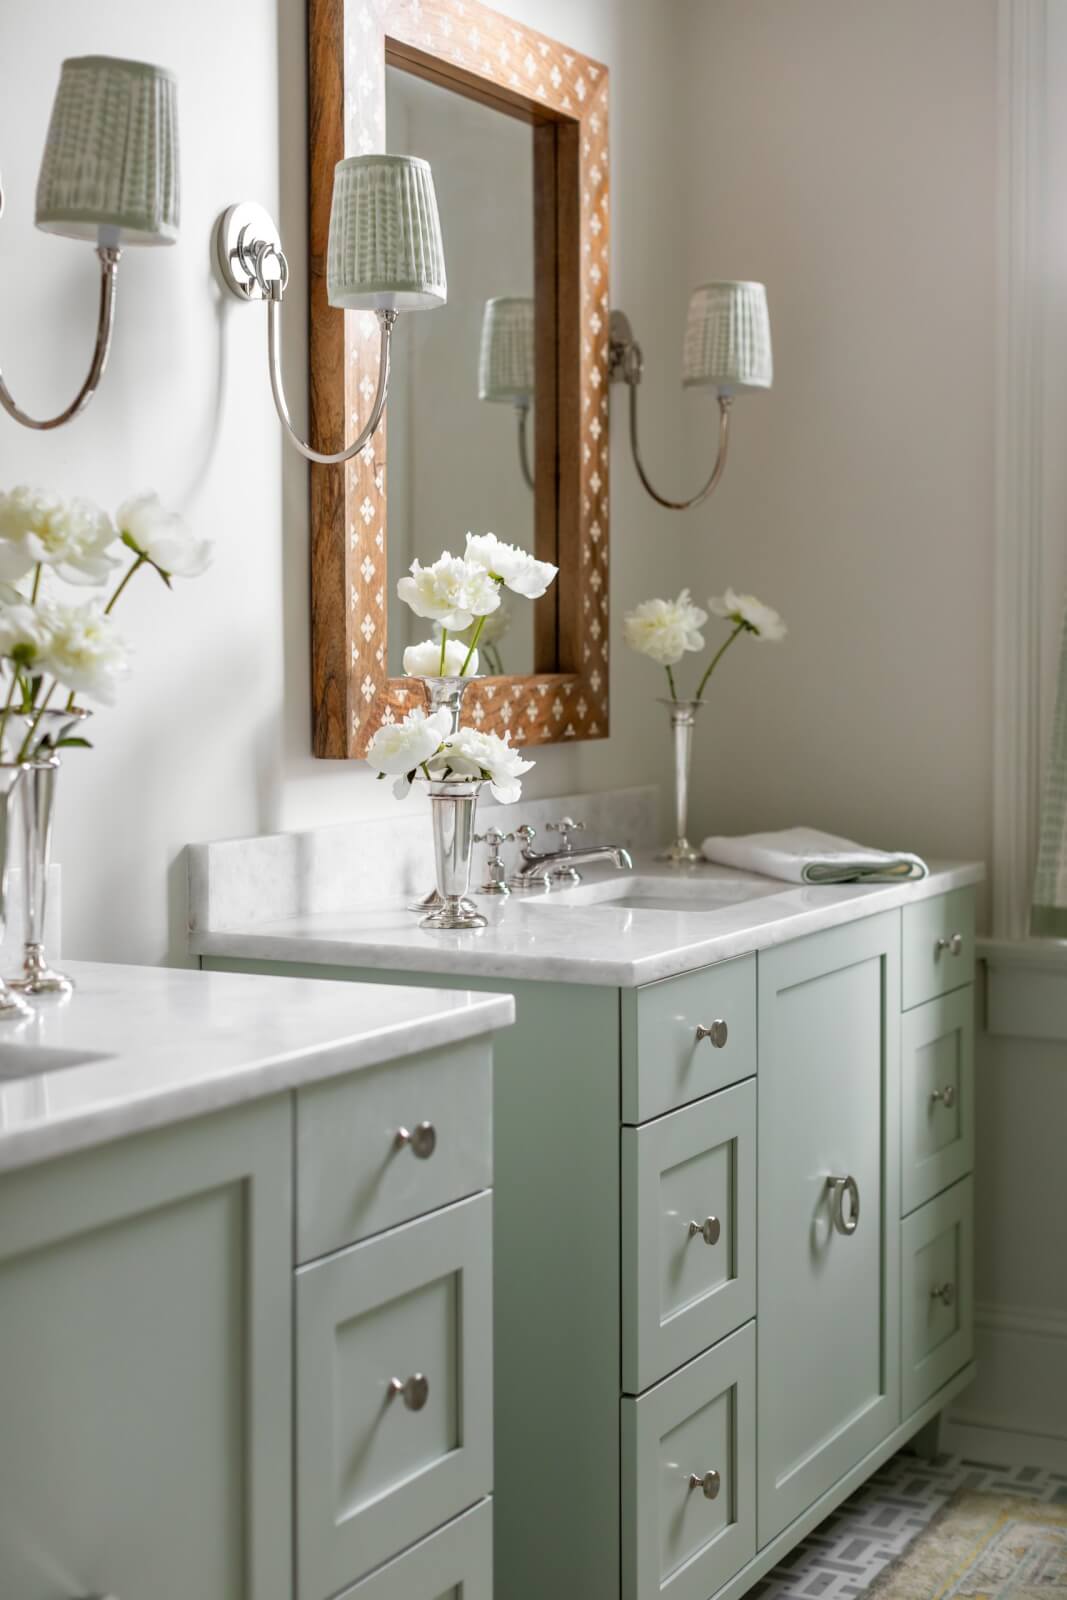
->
[216, 154, 446, 465]
[0, 55, 180, 431]
[478, 296, 535, 490]
[609, 280, 772, 511]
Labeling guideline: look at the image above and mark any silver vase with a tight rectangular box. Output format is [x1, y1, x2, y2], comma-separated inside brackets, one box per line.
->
[409, 676, 478, 914]
[421, 780, 488, 931]
[658, 698, 705, 865]
[0, 764, 32, 1020]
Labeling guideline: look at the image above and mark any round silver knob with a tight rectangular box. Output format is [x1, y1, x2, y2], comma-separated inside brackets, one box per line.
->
[936, 932, 964, 958]
[930, 1281, 956, 1308]
[387, 1373, 430, 1410]
[696, 1019, 728, 1048]
[688, 1470, 721, 1500]
[827, 1174, 860, 1236]
[688, 1216, 721, 1246]
[394, 1121, 436, 1159]
[930, 1084, 956, 1108]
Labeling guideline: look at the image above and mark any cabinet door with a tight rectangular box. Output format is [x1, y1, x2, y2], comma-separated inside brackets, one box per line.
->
[757, 913, 901, 1547]
[0, 1098, 292, 1600]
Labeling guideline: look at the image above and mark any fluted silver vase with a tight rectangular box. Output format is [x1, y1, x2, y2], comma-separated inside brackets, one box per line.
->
[421, 779, 487, 931]
[409, 676, 478, 914]
[658, 698, 705, 865]
[0, 764, 31, 1020]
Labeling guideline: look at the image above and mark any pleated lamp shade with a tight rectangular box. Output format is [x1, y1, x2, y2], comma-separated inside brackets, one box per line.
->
[478, 298, 535, 402]
[35, 56, 180, 245]
[327, 154, 447, 311]
[682, 281, 772, 392]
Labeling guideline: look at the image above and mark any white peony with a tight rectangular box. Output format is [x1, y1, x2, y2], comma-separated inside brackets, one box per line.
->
[402, 638, 479, 678]
[623, 589, 708, 666]
[37, 600, 130, 705]
[464, 532, 558, 599]
[117, 492, 213, 580]
[366, 706, 452, 797]
[0, 486, 119, 586]
[708, 588, 787, 641]
[435, 726, 535, 804]
[397, 554, 502, 631]
[0, 603, 54, 670]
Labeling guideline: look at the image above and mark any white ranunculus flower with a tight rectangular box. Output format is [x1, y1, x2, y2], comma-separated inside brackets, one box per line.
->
[435, 726, 535, 805]
[464, 531, 558, 599]
[366, 706, 452, 798]
[117, 492, 213, 580]
[397, 554, 502, 631]
[708, 588, 787, 641]
[402, 638, 479, 677]
[623, 588, 708, 666]
[37, 601, 130, 706]
[0, 603, 54, 670]
[0, 486, 119, 586]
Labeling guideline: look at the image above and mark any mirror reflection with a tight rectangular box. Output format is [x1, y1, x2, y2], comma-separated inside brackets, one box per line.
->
[385, 64, 537, 678]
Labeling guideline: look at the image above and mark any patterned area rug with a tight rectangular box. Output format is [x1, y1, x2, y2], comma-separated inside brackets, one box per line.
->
[865, 1490, 1067, 1598]
[750, 1452, 1067, 1600]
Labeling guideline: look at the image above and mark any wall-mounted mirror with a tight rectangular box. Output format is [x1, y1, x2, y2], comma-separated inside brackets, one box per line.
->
[308, 0, 610, 758]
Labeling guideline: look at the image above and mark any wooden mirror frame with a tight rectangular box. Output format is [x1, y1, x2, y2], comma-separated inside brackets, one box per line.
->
[308, 0, 610, 757]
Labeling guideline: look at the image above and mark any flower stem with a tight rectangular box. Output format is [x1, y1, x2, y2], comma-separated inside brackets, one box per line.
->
[16, 679, 57, 763]
[104, 554, 146, 616]
[30, 564, 42, 605]
[695, 623, 746, 701]
[0, 670, 19, 758]
[438, 628, 448, 676]
[459, 614, 487, 676]
[666, 665, 679, 701]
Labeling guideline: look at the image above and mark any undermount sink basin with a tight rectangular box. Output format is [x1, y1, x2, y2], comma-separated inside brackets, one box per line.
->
[0, 1044, 112, 1082]
[526, 872, 783, 913]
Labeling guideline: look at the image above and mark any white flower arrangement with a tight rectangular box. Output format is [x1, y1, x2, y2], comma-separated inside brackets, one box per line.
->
[367, 711, 535, 804]
[0, 484, 212, 760]
[402, 638, 479, 678]
[624, 585, 786, 700]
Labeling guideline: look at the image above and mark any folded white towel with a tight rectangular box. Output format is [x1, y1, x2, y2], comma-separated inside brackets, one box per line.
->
[701, 826, 928, 885]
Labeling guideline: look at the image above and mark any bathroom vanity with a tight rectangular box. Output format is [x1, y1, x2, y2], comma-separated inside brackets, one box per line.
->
[191, 798, 982, 1600]
[0, 963, 511, 1600]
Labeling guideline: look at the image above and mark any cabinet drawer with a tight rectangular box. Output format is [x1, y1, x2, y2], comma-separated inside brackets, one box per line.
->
[902, 989, 974, 1214]
[902, 889, 975, 1010]
[335, 1499, 491, 1599]
[296, 1193, 492, 1599]
[901, 1176, 974, 1417]
[622, 1081, 755, 1393]
[295, 1038, 492, 1264]
[622, 1321, 755, 1600]
[622, 955, 756, 1124]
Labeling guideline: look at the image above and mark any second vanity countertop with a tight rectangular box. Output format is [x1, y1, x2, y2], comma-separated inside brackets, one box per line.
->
[190, 854, 985, 989]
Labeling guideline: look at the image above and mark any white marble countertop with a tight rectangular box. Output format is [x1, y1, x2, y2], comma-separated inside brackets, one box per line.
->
[0, 962, 514, 1173]
[191, 854, 985, 989]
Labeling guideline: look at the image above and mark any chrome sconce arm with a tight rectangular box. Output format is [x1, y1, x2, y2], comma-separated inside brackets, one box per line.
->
[515, 400, 534, 491]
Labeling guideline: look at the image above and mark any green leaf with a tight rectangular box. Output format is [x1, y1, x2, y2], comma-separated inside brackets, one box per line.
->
[55, 737, 92, 750]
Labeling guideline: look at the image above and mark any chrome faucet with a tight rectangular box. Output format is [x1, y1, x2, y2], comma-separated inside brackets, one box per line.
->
[509, 818, 634, 890]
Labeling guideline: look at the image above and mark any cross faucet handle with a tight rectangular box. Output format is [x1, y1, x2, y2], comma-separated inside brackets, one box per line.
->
[513, 824, 537, 849]
[547, 817, 585, 851]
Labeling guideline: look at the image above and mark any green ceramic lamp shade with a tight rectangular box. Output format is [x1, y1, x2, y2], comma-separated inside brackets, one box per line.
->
[478, 297, 535, 402]
[682, 280, 772, 393]
[35, 55, 180, 245]
[327, 154, 447, 311]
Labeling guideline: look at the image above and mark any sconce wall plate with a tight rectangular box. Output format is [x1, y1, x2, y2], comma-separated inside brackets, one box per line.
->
[216, 202, 282, 300]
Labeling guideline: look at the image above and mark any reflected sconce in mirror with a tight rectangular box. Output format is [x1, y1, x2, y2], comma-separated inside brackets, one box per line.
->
[478, 296, 535, 490]
[608, 280, 772, 511]
[0, 55, 180, 431]
[215, 154, 446, 464]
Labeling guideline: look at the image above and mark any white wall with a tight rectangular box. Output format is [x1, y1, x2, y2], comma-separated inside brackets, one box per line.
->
[0, 0, 689, 965]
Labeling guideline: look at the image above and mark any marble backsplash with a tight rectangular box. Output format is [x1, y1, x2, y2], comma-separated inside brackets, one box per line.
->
[188, 786, 660, 932]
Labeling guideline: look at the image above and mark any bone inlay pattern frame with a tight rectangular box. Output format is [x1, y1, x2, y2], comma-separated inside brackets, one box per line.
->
[309, 0, 610, 757]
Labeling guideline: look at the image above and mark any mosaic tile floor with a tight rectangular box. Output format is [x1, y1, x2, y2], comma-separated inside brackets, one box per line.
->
[747, 1449, 1067, 1600]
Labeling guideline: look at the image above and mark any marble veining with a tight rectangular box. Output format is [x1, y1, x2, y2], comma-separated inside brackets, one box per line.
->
[0, 962, 513, 1173]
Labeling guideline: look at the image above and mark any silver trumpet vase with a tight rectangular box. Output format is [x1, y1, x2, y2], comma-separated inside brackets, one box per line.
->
[421, 779, 488, 931]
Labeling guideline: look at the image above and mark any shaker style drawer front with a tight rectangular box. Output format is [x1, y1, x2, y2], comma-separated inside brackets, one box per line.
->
[335, 1499, 491, 1600]
[901, 889, 975, 1011]
[901, 989, 974, 1215]
[901, 1176, 974, 1417]
[622, 1081, 756, 1393]
[622, 955, 756, 1124]
[296, 1194, 492, 1600]
[295, 1039, 492, 1264]
[622, 1321, 756, 1600]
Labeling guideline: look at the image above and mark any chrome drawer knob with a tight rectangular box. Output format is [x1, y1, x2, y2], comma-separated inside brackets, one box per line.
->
[388, 1373, 430, 1410]
[930, 1281, 956, 1308]
[688, 1469, 721, 1500]
[394, 1121, 436, 1159]
[827, 1174, 860, 1235]
[936, 932, 964, 958]
[930, 1084, 956, 1108]
[696, 1019, 728, 1048]
[688, 1216, 721, 1246]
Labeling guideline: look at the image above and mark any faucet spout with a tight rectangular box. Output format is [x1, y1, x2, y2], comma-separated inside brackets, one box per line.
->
[512, 842, 633, 887]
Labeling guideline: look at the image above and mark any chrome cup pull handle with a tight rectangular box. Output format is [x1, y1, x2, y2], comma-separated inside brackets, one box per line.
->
[687, 1216, 721, 1246]
[387, 1373, 430, 1410]
[696, 1019, 728, 1048]
[394, 1121, 436, 1159]
[930, 1084, 956, 1108]
[930, 1281, 956, 1308]
[827, 1174, 860, 1236]
[936, 932, 963, 958]
[688, 1469, 721, 1500]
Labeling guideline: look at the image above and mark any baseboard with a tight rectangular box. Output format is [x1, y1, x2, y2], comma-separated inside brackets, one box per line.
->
[942, 1417, 1067, 1471]
[946, 1300, 1067, 1456]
